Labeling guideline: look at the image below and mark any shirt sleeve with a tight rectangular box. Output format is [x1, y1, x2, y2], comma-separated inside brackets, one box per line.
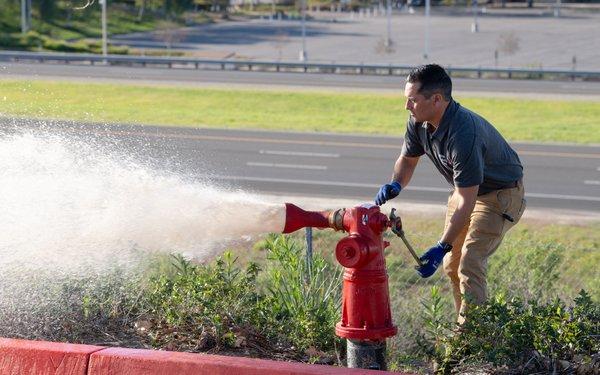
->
[401, 117, 425, 157]
[450, 132, 485, 188]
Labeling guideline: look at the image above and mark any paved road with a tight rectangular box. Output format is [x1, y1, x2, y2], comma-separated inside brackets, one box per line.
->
[2, 62, 600, 97]
[2, 120, 598, 214]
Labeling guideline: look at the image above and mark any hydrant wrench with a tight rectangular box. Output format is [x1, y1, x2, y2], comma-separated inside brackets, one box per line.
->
[389, 208, 423, 268]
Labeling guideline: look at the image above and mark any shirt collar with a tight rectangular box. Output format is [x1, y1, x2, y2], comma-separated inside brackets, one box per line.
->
[425, 100, 459, 140]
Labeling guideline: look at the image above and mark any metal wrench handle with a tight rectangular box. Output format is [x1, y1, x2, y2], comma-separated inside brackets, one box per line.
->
[389, 208, 423, 267]
[399, 233, 423, 267]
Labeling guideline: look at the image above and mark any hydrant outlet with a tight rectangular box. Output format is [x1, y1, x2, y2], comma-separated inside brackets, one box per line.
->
[282, 203, 332, 234]
[335, 235, 368, 268]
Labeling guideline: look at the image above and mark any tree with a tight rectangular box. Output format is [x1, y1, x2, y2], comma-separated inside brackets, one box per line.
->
[36, 0, 56, 21]
[136, 0, 165, 21]
[497, 31, 520, 66]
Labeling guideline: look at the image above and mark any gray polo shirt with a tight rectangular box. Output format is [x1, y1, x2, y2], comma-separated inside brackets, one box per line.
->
[401, 100, 523, 195]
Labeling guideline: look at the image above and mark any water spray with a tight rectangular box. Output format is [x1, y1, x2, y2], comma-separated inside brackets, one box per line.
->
[282, 202, 406, 370]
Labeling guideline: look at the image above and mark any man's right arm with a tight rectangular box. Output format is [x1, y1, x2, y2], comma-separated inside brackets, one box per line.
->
[374, 117, 423, 206]
[374, 154, 420, 206]
[391, 154, 420, 188]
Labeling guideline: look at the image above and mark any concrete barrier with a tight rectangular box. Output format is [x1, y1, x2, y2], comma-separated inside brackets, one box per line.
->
[0, 338, 402, 375]
[0, 338, 104, 375]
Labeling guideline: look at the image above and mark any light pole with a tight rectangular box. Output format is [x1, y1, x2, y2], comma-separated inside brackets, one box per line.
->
[299, 0, 307, 61]
[554, 0, 561, 17]
[99, 0, 108, 58]
[385, 0, 392, 47]
[424, 0, 430, 60]
[471, 0, 479, 33]
[21, 0, 31, 33]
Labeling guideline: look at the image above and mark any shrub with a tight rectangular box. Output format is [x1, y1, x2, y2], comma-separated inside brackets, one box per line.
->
[140, 252, 273, 352]
[262, 235, 342, 352]
[438, 290, 599, 374]
[138, 235, 342, 358]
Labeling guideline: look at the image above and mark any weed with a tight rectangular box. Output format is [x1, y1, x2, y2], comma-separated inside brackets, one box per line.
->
[262, 234, 342, 352]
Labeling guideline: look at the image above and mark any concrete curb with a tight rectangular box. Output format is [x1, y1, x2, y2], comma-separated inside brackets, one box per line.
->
[0, 338, 104, 375]
[1, 338, 402, 375]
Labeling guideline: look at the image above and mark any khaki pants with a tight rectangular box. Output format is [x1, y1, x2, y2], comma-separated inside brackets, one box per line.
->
[442, 181, 526, 323]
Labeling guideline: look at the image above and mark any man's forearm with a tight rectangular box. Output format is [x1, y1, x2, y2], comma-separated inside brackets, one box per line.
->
[391, 155, 419, 188]
[440, 186, 478, 245]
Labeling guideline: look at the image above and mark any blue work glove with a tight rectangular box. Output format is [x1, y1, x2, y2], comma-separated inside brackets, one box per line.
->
[374, 181, 402, 206]
[417, 241, 452, 278]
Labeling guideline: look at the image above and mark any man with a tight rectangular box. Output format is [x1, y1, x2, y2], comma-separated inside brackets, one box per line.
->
[375, 64, 526, 323]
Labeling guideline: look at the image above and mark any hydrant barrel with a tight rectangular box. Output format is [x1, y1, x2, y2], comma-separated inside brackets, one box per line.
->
[280, 202, 397, 370]
[334, 205, 397, 341]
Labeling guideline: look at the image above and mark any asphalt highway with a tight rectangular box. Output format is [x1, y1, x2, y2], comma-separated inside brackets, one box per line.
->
[2, 120, 598, 214]
[1, 62, 598, 214]
[2, 62, 600, 97]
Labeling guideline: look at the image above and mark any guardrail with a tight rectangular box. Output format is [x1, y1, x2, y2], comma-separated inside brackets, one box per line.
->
[0, 50, 598, 81]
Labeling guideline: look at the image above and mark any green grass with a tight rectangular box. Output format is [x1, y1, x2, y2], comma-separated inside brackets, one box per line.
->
[1, 3, 175, 40]
[1, 79, 598, 144]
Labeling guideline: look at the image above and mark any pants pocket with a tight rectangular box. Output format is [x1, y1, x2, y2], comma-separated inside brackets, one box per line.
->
[514, 197, 526, 223]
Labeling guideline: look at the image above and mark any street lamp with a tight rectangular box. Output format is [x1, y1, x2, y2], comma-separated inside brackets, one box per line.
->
[471, 0, 479, 33]
[299, 0, 307, 61]
[385, 0, 392, 47]
[99, 0, 108, 58]
[21, 0, 31, 33]
[424, 0, 430, 60]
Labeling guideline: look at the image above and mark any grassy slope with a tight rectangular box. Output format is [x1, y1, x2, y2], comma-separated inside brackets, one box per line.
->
[2, 4, 152, 38]
[1, 3, 209, 53]
[1, 79, 599, 144]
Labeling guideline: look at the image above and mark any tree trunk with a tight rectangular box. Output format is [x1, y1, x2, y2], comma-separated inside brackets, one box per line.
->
[137, 0, 147, 21]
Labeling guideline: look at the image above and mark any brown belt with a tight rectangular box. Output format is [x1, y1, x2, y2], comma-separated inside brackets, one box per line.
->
[503, 178, 522, 189]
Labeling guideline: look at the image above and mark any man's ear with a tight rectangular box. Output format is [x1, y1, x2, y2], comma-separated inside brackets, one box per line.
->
[433, 93, 444, 105]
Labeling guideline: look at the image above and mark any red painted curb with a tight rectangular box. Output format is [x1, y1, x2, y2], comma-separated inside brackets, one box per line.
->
[89, 347, 398, 375]
[0, 338, 407, 375]
[0, 338, 104, 375]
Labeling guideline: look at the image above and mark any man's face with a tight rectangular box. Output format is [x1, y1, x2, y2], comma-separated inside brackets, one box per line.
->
[404, 81, 435, 123]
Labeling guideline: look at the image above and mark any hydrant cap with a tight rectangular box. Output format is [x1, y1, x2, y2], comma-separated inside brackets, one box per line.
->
[335, 236, 368, 268]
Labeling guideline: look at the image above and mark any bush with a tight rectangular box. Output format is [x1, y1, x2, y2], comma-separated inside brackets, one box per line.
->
[140, 252, 274, 352]
[138, 235, 342, 358]
[262, 235, 342, 352]
[438, 290, 599, 374]
[42, 39, 90, 53]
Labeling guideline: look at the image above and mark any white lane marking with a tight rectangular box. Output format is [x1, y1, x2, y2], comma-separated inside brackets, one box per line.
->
[519, 192, 600, 202]
[246, 162, 327, 170]
[584, 180, 600, 185]
[69, 128, 600, 159]
[208, 175, 600, 202]
[211, 175, 445, 191]
[259, 150, 340, 158]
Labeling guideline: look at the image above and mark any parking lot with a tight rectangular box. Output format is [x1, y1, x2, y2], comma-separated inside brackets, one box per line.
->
[112, 6, 600, 69]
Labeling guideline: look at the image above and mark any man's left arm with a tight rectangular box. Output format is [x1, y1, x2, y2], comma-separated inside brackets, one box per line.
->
[418, 130, 483, 278]
[417, 185, 478, 278]
[440, 185, 478, 245]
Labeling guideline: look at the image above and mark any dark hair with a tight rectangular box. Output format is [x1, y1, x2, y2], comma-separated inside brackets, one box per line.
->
[407, 64, 452, 100]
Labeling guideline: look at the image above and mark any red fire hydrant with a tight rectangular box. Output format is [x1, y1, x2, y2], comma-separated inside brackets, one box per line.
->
[282, 202, 397, 370]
